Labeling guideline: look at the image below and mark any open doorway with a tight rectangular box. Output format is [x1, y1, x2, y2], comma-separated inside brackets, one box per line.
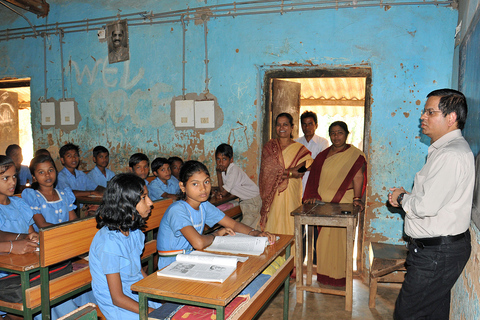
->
[0, 78, 33, 165]
[263, 67, 371, 274]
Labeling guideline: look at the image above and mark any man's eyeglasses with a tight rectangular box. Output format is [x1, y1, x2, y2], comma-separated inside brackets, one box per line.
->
[421, 109, 443, 116]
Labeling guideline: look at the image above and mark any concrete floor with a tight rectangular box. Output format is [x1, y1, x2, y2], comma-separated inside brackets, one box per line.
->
[257, 277, 401, 320]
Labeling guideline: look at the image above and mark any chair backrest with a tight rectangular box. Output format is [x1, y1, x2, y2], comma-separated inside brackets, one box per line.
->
[144, 199, 173, 232]
[39, 216, 98, 267]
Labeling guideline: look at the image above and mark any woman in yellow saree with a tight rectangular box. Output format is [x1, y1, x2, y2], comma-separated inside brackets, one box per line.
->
[303, 121, 366, 286]
[259, 113, 313, 240]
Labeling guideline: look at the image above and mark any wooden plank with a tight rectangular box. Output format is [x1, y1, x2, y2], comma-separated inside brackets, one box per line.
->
[144, 199, 173, 232]
[40, 217, 97, 267]
[25, 267, 91, 309]
[142, 240, 157, 260]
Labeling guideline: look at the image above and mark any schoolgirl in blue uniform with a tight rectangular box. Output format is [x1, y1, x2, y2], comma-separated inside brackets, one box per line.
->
[22, 155, 78, 231]
[0, 155, 79, 320]
[89, 173, 161, 319]
[157, 160, 275, 270]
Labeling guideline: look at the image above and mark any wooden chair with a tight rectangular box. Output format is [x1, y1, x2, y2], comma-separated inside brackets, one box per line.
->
[141, 199, 173, 274]
[368, 242, 408, 308]
[36, 217, 98, 319]
[58, 302, 97, 320]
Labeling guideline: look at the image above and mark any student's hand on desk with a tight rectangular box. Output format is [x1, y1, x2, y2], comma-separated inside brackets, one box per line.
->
[214, 227, 235, 237]
[27, 232, 39, 242]
[250, 230, 276, 244]
[303, 198, 316, 204]
[12, 239, 38, 254]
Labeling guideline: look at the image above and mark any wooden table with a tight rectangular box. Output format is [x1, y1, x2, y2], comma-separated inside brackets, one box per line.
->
[132, 234, 294, 320]
[291, 202, 358, 311]
[0, 252, 40, 319]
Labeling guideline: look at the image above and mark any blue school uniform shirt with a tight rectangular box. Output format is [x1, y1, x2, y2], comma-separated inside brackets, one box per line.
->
[21, 188, 77, 232]
[157, 200, 225, 270]
[147, 176, 180, 201]
[18, 165, 32, 185]
[57, 167, 98, 191]
[87, 166, 115, 188]
[89, 227, 161, 319]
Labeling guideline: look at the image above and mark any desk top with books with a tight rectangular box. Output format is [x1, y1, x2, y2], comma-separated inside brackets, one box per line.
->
[132, 234, 294, 320]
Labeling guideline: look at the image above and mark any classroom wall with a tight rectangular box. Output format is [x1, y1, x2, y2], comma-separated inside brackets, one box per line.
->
[0, 1, 458, 270]
[451, 0, 480, 318]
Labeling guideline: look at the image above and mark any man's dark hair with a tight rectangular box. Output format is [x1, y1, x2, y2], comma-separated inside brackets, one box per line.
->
[151, 157, 169, 173]
[96, 173, 147, 232]
[129, 153, 149, 168]
[215, 144, 233, 159]
[93, 146, 109, 158]
[5, 144, 21, 157]
[300, 111, 318, 125]
[59, 143, 79, 158]
[427, 89, 468, 130]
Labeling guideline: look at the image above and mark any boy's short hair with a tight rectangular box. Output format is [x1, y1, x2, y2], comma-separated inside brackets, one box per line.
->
[5, 144, 21, 156]
[129, 153, 149, 168]
[93, 146, 109, 158]
[168, 156, 184, 165]
[215, 143, 233, 159]
[151, 157, 169, 173]
[34, 149, 51, 157]
[300, 110, 318, 125]
[59, 143, 80, 158]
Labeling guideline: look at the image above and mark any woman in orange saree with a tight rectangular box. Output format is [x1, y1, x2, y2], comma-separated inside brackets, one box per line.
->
[303, 121, 366, 286]
[259, 113, 313, 244]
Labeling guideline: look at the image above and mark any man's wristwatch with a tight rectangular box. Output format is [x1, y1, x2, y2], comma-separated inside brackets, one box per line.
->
[397, 193, 406, 206]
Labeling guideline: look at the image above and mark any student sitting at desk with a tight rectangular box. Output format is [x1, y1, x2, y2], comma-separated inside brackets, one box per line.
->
[0, 155, 80, 320]
[157, 160, 275, 270]
[5, 144, 32, 194]
[57, 143, 104, 198]
[87, 146, 115, 188]
[22, 155, 78, 231]
[215, 143, 262, 229]
[129, 153, 150, 186]
[148, 157, 180, 201]
[168, 156, 184, 181]
[89, 173, 161, 319]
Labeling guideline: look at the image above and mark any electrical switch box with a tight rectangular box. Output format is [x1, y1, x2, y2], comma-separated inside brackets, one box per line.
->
[194, 100, 215, 129]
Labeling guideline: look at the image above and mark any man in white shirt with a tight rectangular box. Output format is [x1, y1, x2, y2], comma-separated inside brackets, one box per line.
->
[296, 111, 329, 191]
[295, 111, 329, 269]
[389, 89, 474, 320]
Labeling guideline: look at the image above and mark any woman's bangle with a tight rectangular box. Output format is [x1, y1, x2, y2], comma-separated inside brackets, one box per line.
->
[353, 197, 362, 201]
[289, 171, 293, 178]
[15, 233, 21, 240]
[8, 240, 13, 254]
[248, 229, 256, 235]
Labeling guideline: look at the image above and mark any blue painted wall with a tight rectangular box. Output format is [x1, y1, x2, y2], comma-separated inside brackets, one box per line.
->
[0, 2, 458, 270]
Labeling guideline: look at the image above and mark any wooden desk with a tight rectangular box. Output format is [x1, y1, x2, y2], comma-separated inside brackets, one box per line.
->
[0, 252, 40, 319]
[291, 203, 358, 311]
[75, 195, 103, 206]
[132, 234, 294, 320]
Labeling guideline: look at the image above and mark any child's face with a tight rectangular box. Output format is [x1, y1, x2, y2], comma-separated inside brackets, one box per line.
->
[61, 150, 79, 170]
[136, 186, 153, 218]
[179, 171, 211, 208]
[215, 154, 232, 172]
[0, 166, 17, 197]
[170, 161, 182, 179]
[154, 164, 171, 183]
[130, 160, 149, 180]
[9, 148, 23, 170]
[94, 152, 109, 169]
[33, 161, 56, 188]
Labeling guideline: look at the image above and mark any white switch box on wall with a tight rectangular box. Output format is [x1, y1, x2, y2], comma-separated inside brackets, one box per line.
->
[175, 100, 195, 127]
[194, 101, 215, 128]
[41, 102, 55, 125]
[60, 101, 75, 125]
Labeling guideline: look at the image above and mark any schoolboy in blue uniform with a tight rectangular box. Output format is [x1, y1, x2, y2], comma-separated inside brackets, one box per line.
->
[57, 143, 104, 198]
[5, 144, 32, 193]
[87, 146, 115, 188]
[148, 157, 180, 201]
[128, 153, 150, 186]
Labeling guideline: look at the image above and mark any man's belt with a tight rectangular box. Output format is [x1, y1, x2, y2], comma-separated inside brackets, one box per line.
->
[408, 230, 469, 248]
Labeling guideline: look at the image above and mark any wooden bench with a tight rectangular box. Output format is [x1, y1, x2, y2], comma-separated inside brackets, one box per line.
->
[141, 199, 173, 274]
[58, 303, 97, 320]
[368, 242, 408, 308]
